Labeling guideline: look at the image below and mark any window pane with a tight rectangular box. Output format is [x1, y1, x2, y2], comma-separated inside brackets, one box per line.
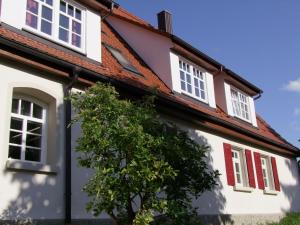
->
[59, 28, 69, 42]
[187, 84, 192, 93]
[180, 71, 185, 80]
[72, 34, 81, 47]
[21, 100, 31, 116]
[75, 9, 81, 20]
[68, 5, 74, 16]
[10, 118, 23, 131]
[195, 88, 200, 97]
[8, 146, 21, 159]
[33, 103, 43, 119]
[12, 99, 19, 113]
[26, 134, 41, 148]
[9, 131, 22, 145]
[26, 13, 38, 29]
[72, 21, 81, 35]
[200, 91, 206, 100]
[46, 0, 53, 6]
[41, 20, 52, 35]
[27, 0, 38, 14]
[27, 121, 42, 134]
[186, 74, 191, 83]
[59, 14, 69, 29]
[181, 81, 186, 91]
[42, 6, 52, 21]
[25, 148, 41, 162]
[60, 0, 66, 12]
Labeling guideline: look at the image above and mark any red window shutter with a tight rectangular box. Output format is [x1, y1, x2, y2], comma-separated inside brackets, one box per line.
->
[271, 157, 281, 191]
[254, 152, 264, 190]
[223, 143, 235, 186]
[245, 150, 256, 188]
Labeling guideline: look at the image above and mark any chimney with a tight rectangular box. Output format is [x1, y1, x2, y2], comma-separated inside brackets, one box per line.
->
[157, 10, 173, 34]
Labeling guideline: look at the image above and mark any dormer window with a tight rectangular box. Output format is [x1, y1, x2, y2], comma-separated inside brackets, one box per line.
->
[224, 83, 257, 127]
[24, 0, 85, 52]
[231, 88, 250, 122]
[179, 59, 208, 103]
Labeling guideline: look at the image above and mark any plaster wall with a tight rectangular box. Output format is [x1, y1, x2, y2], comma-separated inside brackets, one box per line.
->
[0, 60, 65, 220]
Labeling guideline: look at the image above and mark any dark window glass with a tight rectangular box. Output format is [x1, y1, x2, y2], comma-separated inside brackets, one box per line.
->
[72, 21, 81, 35]
[60, 14, 69, 28]
[59, 28, 69, 42]
[72, 34, 81, 47]
[33, 104, 43, 119]
[60, 0, 66, 12]
[46, 0, 53, 6]
[26, 13, 38, 29]
[12, 99, 19, 113]
[26, 134, 41, 148]
[9, 146, 21, 159]
[27, 121, 42, 134]
[10, 118, 23, 131]
[25, 148, 41, 162]
[27, 0, 38, 14]
[42, 6, 52, 21]
[41, 20, 52, 35]
[9, 131, 22, 145]
[21, 100, 31, 116]
[75, 9, 81, 20]
[68, 5, 74, 16]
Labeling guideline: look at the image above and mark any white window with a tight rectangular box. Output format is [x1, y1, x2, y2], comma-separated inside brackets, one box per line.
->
[8, 96, 47, 163]
[24, 0, 85, 51]
[232, 148, 249, 188]
[231, 88, 251, 122]
[261, 156, 274, 190]
[179, 59, 208, 103]
[26, 0, 54, 36]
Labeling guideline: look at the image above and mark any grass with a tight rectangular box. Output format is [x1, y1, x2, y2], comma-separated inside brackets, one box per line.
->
[266, 213, 300, 225]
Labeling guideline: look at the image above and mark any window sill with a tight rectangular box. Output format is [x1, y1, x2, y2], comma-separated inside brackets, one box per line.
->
[233, 186, 254, 193]
[6, 159, 58, 175]
[263, 189, 278, 195]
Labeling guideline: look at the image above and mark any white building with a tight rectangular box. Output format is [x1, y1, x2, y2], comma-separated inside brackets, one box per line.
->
[0, 1, 299, 225]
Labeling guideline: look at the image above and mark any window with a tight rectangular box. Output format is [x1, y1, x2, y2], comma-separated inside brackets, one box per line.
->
[231, 88, 251, 122]
[24, 0, 85, 51]
[26, 0, 54, 35]
[59, 0, 82, 48]
[261, 156, 274, 190]
[8, 96, 47, 163]
[106, 45, 140, 75]
[232, 148, 248, 187]
[179, 59, 207, 102]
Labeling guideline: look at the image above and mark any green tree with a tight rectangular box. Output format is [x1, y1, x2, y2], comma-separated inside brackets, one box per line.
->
[70, 82, 219, 225]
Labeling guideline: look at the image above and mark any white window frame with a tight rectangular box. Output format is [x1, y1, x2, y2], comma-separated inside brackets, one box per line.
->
[230, 87, 251, 123]
[231, 147, 249, 188]
[261, 156, 275, 191]
[23, 0, 86, 53]
[179, 58, 208, 103]
[8, 95, 48, 164]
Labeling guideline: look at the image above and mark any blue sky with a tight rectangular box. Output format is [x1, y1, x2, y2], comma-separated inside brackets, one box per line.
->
[115, 0, 300, 147]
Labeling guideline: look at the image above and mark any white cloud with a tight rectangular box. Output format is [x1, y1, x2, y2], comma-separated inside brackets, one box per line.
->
[284, 78, 300, 93]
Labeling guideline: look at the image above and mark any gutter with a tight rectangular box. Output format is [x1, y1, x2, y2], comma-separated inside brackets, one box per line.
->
[0, 34, 298, 156]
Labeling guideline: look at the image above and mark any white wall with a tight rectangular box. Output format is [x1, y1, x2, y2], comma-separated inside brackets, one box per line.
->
[169, 117, 300, 215]
[108, 17, 174, 89]
[0, 61, 65, 220]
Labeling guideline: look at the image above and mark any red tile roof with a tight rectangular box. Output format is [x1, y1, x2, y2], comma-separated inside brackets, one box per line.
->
[0, 17, 298, 155]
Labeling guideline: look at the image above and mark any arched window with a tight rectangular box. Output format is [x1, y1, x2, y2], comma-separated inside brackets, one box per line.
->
[8, 96, 47, 163]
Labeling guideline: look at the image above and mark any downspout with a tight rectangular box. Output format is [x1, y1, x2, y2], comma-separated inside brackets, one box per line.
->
[64, 67, 80, 225]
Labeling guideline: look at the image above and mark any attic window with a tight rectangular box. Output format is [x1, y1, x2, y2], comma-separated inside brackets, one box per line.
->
[106, 45, 140, 75]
